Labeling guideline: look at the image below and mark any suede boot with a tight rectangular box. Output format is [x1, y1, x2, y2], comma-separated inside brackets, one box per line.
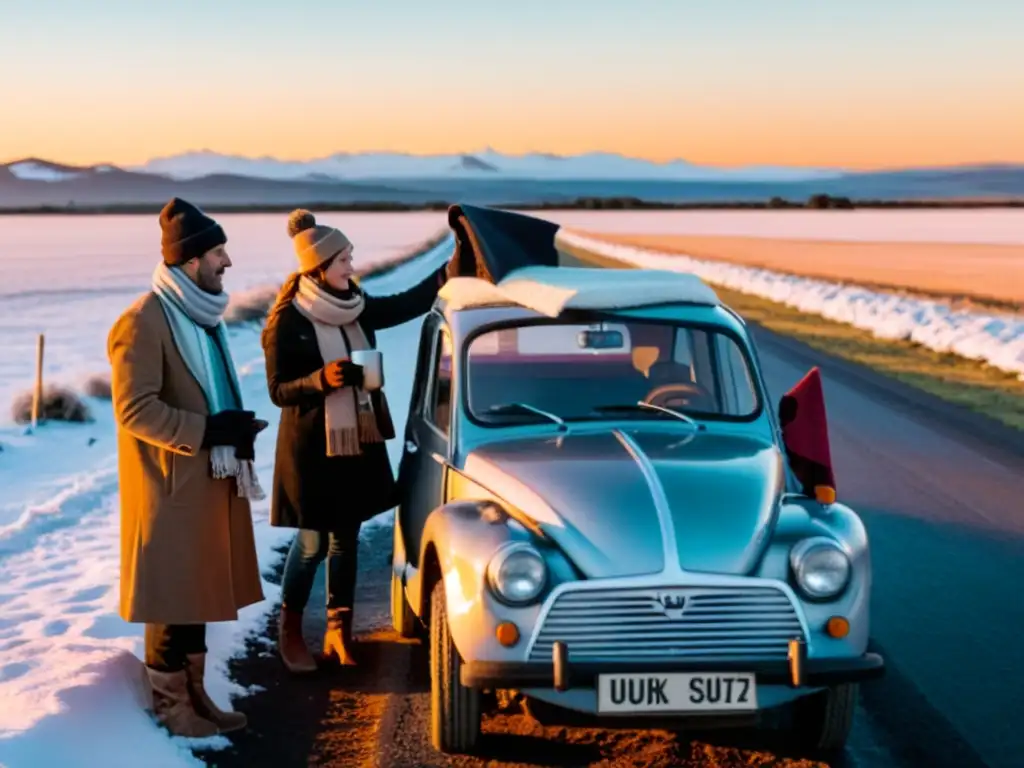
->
[322, 607, 358, 666]
[278, 606, 318, 673]
[185, 653, 247, 733]
[145, 666, 220, 738]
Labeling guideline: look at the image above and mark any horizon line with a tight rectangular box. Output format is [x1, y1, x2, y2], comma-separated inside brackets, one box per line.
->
[3, 149, 1023, 175]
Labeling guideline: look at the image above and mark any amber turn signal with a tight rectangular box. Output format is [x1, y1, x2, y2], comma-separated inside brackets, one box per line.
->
[496, 622, 520, 647]
[814, 485, 837, 505]
[825, 616, 849, 638]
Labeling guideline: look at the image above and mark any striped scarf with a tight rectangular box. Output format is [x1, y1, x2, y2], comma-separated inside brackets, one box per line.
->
[292, 276, 391, 456]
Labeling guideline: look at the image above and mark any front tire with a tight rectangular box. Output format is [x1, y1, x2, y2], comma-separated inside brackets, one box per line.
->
[789, 683, 857, 754]
[429, 580, 481, 754]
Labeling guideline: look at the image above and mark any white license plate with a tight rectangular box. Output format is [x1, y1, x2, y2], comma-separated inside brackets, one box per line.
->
[597, 672, 757, 713]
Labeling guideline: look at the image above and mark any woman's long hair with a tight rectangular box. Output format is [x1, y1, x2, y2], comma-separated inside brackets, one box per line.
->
[260, 270, 302, 348]
[258, 268, 301, 344]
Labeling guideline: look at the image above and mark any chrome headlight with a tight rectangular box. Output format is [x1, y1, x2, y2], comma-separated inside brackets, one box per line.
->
[486, 542, 547, 605]
[790, 537, 851, 599]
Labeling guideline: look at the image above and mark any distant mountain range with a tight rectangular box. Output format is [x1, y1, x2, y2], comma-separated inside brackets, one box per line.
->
[133, 149, 844, 183]
[1, 152, 1023, 209]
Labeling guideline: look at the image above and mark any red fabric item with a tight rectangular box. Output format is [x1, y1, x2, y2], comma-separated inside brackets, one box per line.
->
[779, 367, 836, 493]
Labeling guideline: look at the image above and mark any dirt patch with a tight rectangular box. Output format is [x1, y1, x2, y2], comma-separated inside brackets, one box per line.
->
[204, 525, 399, 768]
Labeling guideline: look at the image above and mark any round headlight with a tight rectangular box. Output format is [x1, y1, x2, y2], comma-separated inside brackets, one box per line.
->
[790, 537, 851, 599]
[486, 543, 547, 605]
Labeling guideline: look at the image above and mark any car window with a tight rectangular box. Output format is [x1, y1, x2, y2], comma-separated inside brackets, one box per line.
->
[427, 326, 453, 435]
[715, 333, 757, 416]
[465, 319, 760, 424]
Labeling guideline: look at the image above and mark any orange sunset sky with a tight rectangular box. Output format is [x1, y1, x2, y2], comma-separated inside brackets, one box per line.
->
[1, 1, 1022, 170]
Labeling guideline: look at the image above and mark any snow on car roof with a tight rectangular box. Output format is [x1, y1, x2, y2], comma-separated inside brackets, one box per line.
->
[438, 265, 721, 318]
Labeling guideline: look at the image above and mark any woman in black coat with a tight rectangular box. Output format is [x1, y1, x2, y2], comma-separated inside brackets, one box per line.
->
[262, 209, 460, 673]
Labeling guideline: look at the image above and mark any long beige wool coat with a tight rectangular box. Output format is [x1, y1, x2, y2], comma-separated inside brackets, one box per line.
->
[107, 292, 264, 624]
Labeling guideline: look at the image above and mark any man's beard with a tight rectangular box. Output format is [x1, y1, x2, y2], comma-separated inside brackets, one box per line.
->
[197, 268, 225, 294]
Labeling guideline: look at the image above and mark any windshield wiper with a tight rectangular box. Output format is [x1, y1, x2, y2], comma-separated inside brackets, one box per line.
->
[592, 402, 704, 430]
[485, 402, 567, 430]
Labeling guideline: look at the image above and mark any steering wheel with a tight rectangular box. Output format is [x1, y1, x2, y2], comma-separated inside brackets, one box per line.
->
[644, 382, 711, 410]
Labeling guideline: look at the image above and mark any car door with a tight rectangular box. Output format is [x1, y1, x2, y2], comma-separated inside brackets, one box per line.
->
[396, 315, 453, 566]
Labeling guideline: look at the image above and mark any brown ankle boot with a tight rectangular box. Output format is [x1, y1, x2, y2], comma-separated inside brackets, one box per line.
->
[185, 653, 247, 733]
[145, 666, 220, 738]
[322, 608, 358, 666]
[278, 606, 318, 673]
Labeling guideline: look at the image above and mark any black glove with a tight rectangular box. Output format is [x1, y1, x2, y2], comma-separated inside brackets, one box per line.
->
[202, 409, 256, 448]
[321, 359, 364, 390]
[234, 431, 256, 461]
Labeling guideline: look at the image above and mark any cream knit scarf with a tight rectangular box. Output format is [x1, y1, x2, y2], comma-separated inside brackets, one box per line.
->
[151, 263, 265, 500]
[292, 276, 388, 456]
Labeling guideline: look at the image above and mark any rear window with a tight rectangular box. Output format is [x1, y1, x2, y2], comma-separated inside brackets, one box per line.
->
[465, 319, 760, 425]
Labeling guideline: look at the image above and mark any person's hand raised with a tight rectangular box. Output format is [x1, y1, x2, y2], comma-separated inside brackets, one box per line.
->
[445, 236, 480, 281]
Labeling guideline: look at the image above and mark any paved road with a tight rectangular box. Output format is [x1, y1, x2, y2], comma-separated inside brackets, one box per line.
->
[209, 325, 1024, 768]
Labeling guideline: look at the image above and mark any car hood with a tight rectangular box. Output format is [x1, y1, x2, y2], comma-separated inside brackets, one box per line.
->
[462, 429, 784, 578]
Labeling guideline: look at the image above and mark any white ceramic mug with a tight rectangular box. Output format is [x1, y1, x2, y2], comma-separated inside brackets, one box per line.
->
[352, 349, 384, 391]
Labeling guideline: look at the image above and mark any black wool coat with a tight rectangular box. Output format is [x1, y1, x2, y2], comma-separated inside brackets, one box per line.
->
[263, 269, 445, 532]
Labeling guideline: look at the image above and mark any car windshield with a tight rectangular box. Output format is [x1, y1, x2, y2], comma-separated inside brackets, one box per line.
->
[464, 317, 761, 426]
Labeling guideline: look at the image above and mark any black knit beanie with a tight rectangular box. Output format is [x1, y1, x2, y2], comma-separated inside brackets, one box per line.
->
[159, 198, 227, 266]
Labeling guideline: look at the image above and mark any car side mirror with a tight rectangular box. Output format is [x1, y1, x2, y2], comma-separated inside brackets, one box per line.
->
[778, 367, 836, 502]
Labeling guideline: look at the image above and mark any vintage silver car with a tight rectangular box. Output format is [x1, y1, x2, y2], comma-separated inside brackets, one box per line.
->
[391, 206, 884, 756]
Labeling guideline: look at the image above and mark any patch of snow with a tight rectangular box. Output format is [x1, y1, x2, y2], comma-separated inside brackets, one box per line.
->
[557, 230, 1024, 379]
[0, 234, 453, 767]
[7, 162, 83, 182]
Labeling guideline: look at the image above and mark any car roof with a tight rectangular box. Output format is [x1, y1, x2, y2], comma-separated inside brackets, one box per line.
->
[436, 268, 751, 341]
[437, 265, 722, 316]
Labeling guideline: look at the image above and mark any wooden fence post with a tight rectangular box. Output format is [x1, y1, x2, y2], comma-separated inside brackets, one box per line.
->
[31, 333, 45, 429]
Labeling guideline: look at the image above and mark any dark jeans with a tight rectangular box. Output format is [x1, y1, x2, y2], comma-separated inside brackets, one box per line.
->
[145, 623, 207, 672]
[280, 523, 361, 613]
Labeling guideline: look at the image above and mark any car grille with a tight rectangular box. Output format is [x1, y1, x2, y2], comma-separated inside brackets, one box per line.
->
[527, 585, 804, 663]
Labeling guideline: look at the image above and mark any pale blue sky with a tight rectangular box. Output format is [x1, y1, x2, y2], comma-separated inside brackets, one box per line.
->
[1, 0, 1021, 168]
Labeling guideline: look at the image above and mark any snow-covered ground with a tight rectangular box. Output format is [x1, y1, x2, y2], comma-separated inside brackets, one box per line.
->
[535, 208, 1024, 245]
[0, 229, 453, 768]
[557, 230, 1024, 379]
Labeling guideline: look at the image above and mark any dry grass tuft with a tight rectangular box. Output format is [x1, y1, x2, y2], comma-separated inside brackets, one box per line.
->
[81, 372, 112, 400]
[11, 385, 93, 424]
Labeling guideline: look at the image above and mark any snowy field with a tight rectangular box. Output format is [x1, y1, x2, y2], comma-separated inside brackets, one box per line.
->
[0, 211, 450, 422]
[0, 212, 449, 529]
[0, 222, 453, 768]
[557, 230, 1024, 379]
[532, 208, 1024, 245]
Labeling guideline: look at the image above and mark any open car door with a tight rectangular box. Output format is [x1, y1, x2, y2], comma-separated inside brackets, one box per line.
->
[778, 366, 836, 500]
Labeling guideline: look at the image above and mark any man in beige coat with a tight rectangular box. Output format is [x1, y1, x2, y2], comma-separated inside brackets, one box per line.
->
[108, 198, 267, 737]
